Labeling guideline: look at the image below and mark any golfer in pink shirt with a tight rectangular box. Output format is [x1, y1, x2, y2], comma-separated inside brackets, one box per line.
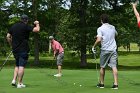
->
[49, 36, 64, 77]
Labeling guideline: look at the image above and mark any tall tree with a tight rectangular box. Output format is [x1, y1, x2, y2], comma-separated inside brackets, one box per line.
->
[32, 0, 40, 64]
[78, 0, 89, 66]
[69, 0, 89, 67]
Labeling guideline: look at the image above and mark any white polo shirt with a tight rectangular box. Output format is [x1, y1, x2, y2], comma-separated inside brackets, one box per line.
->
[97, 23, 117, 51]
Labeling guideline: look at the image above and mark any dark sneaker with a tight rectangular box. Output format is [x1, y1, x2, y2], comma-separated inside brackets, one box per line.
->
[112, 85, 118, 89]
[11, 83, 16, 86]
[11, 80, 16, 86]
[97, 83, 104, 88]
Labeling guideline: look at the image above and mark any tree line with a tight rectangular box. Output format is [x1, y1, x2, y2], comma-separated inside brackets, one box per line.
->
[0, 0, 140, 66]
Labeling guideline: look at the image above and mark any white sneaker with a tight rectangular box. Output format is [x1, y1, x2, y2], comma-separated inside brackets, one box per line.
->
[17, 84, 26, 88]
[11, 80, 16, 86]
[54, 73, 62, 77]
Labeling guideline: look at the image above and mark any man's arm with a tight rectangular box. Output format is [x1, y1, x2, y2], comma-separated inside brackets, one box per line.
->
[93, 36, 102, 48]
[132, 3, 140, 23]
[33, 21, 40, 32]
[115, 31, 118, 36]
[54, 49, 59, 56]
[53, 49, 59, 59]
[54, 42, 60, 56]
[6, 33, 12, 46]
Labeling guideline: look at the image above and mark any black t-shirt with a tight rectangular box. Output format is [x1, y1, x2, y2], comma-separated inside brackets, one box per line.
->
[8, 21, 33, 53]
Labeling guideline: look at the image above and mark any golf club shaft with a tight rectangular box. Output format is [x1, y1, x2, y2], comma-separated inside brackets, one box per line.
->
[0, 51, 12, 71]
[93, 53, 99, 82]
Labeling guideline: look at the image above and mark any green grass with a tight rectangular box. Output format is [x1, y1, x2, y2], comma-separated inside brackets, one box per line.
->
[0, 51, 140, 92]
[118, 43, 139, 51]
[0, 69, 140, 93]
[2, 51, 140, 70]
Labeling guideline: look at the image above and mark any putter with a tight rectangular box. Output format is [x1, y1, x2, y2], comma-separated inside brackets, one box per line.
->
[0, 51, 13, 71]
[93, 52, 100, 83]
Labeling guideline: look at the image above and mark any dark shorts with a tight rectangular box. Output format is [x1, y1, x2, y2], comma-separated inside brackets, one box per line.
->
[56, 52, 64, 65]
[13, 52, 28, 67]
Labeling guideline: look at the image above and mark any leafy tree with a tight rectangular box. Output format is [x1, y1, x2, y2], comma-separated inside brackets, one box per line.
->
[1, 0, 140, 66]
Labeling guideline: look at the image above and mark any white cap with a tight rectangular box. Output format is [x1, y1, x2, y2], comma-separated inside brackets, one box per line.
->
[49, 36, 54, 40]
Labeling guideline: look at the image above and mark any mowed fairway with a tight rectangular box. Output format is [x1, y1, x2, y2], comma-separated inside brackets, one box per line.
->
[0, 68, 140, 93]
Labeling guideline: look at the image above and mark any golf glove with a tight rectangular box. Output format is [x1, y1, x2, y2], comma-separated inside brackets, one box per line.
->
[92, 47, 96, 54]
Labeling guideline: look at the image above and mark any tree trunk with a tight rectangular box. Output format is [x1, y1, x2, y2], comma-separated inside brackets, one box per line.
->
[79, 0, 88, 67]
[32, 0, 39, 64]
[80, 32, 87, 67]
[34, 33, 39, 64]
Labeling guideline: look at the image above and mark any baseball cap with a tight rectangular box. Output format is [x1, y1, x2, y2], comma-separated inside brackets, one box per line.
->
[49, 36, 54, 40]
[21, 14, 29, 21]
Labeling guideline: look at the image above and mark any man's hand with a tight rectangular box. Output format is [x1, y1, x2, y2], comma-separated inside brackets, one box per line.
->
[131, 1, 138, 7]
[33, 21, 40, 32]
[92, 47, 96, 54]
[6, 33, 12, 46]
[34, 21, 39, 25]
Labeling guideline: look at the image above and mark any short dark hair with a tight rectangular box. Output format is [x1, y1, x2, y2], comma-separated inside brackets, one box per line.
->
[100, 14, 109, 23]
[21, 14, 29, 22]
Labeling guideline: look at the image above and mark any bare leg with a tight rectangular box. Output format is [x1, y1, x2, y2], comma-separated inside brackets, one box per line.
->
[12, 66, 18, 81]
[18, 66, 24, 84]
[54, 65, 62, 77]
[112, 67, 118, 85]
[100, 67, 105, 84]
[58, 65, 62, 74]
[11, 66, 18, 86]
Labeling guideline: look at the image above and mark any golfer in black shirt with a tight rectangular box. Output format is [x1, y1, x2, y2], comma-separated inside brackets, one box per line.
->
[6, 14, 40, 88]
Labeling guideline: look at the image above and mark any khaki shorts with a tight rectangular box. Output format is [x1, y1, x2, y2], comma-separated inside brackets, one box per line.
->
[56, 52, 64, 65]
[100, 50, 118, 68]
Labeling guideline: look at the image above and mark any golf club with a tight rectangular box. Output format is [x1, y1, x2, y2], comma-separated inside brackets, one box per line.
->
[93, 52, 100, 83]
[0, 50, 13, 71]
[0, 40, 25, 72]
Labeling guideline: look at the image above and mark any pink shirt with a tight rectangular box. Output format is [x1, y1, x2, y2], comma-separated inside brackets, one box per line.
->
[51, 40, 64, 55]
